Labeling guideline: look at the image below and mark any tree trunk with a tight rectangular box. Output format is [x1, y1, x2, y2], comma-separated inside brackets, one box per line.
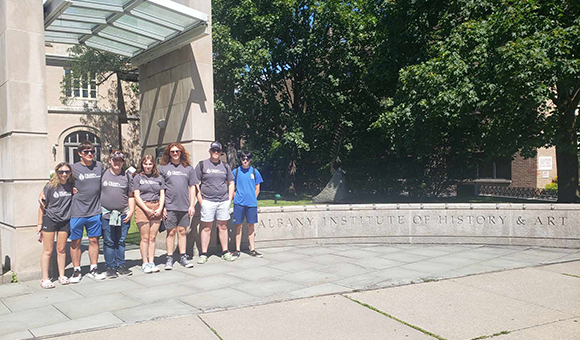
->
[284, 154, 297, 195]
[116, 73, 127, 151]
[555, 83, 580, 203]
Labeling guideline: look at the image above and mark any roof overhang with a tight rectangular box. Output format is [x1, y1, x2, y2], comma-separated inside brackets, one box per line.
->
[43, 0, 209, 66]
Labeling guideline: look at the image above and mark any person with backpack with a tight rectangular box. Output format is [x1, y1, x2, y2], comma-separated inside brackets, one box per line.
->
[232, 151, 264, 258]
[195, 141, 236, 263]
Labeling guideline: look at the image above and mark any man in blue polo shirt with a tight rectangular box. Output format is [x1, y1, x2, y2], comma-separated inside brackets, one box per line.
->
[232, 150, 264, 258]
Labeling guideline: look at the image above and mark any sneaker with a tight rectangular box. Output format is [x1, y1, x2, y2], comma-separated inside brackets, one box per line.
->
[117, 266, 132, 276]
[197, 254, 208, 264]
[142, 263, 153, 274]
[70, 269, 82, 283]
[232, 251, 241, 258]
[165, 256, 173, 270]
[221, 252, 236, 262]
[87, 267, 106, 280]
[150, 263, 160, 273]
[106, 267, 118, 279]
[180, 255, 194, 268]
[249, 249, 263, 258]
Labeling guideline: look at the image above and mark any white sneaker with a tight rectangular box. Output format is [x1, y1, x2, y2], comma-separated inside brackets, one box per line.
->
[70, 269, 82, 283]
[150, 263, 160, 272]
[142, 263, 153, 274]
[87, 267, 106, 280]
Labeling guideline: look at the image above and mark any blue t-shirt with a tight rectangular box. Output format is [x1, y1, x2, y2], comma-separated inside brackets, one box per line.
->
[233, 166, 263, 207]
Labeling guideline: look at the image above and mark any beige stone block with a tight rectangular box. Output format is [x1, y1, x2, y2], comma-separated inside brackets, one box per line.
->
[5, 28, 46, 84]
[5, 81, 47, 132]
[0, 133, 49, 179]
[0, 31, 6, 85]
[0, 83, 8, 135]
[45, 66, 65, 107]
[0, 224, 42, 280]
[0, 0, 6, 33]
[511, 210, 579, 240]
[0, 180, 47, 227]
[190, 35, 213, 65]
[3, 0, 44, 33]
[189, 140, 213, 164]
[409, 210, 512, 238]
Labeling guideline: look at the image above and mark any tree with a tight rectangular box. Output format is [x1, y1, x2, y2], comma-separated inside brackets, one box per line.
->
[60, 46, 139, 158]
[372, 0, 580, 201]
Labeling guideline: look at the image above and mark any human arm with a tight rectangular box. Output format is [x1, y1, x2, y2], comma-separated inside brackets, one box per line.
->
[134, 190, 153, 215]
[155, 190, 165, 217]
[188, 184, 196, 217]
[37, 206, 44, 234]
[195, 184, 203, 206]
[255, 183, 261, 199]
[38, 190, 46, 209]
[123, 197, 135, 223]
[228, 180, 235, 201]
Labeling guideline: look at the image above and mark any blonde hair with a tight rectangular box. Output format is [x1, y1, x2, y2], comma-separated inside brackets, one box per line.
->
[48, 162, 74, 188]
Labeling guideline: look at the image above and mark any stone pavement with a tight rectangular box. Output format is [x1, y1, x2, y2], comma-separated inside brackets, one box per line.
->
[0, 244, 579, 339]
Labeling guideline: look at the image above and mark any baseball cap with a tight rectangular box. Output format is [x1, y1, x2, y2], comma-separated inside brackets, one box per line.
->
[111, 150, 125, 160]
[210, 141, 222, 150]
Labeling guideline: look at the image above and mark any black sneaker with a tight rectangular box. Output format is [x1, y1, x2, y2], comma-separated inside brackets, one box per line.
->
[117, 266, 133, 276]
[106, 267, 118, 279]
[249, 249, 263, 258]
[70, 269, 82, 283]
[180, 255, 194, 268]
[87, 267, 106, 280]
[232, 251, 241, 258]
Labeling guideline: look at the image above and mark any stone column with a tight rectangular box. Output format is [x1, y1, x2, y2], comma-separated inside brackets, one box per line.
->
[0, 0, 49, 281]
[138, 0, 217, 254]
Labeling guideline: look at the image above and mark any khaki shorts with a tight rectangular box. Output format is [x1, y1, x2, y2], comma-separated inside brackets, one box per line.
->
[135, 201, 161, 225]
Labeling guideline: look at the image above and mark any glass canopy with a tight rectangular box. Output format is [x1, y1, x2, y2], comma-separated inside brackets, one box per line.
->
[44, 0, 208, 65]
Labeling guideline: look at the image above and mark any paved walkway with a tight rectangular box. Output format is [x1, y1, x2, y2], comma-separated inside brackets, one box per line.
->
[1, 244, 579, 339]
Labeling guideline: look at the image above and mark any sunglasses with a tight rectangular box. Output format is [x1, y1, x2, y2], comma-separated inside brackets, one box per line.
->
[170, 150, 181, 154]
[81, 149, 95, 155]
[210, 149, 222, 153]
[57, 170, 71, 175]
[241, 157, 252, 161]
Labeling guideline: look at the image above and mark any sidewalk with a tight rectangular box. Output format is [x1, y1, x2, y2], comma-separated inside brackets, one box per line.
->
[0, 244, 579, 339]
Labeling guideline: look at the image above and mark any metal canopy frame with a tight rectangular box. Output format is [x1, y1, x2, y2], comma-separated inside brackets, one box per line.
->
[44, 0, 209, 65]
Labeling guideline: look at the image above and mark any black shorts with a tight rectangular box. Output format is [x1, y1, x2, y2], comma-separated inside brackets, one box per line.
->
[165, 210, 190, 230]
[42, 216, 70, 233]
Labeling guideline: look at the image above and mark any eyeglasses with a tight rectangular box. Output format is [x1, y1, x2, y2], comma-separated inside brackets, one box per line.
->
[81, 149, 95, 155]
[241, 157, 251, 161]
[57, 170, 71, 175]
[170, 150, 181, 154]
[210, 149, 222, 153]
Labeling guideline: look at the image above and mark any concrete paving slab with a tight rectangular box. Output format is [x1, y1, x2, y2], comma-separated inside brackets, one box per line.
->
[404, 247, 453, 257]
[123, 283, 198, 303]
[428, 255, 482, 267]
[234, 279, 305, 297]
[200, 295, 433, 340]
[0, 305, 69, 336]
[227, 257, 273, 269]
[483, 257, 538, 269]
[536, 260, 580, 276]
[29, 312, 124, 338]
[126, 270, 194, 287]
[547, 252, 580, 263]
[54, 293, 141, 319]
[380, 252, 431, 263]
[333, 273, 383, 289]
[114, 298, 199, 323]
[372, 267, 430, 282]
[260, 251, 309, 262]
[69, 277, 144, 297]
[453, 250, 504, 261]
[348, 279, 571, 340]
[507, 248, 574, 263]
[299, 254, 352, 265]
[51, 314, 219, 340]
[258, 246, 296, 254]
[279, 269, 341, 286]
[351, 257, 405, 270]
[0, 302, 10, 315]
[1, 286, 84, 312]
[0, 283, 34, 299]
[499, 317, 580, 340]
[289, 283, 350, 298]
[267, 259, 322, 272]
[399, 260, 458, 274]
[334, 249, 386, 259]
[472, 246, 523, 255]
[228, 266, 288, 281]
[359, 245, 408, 254]
[181, 262, 239, 277]
[439, 263, 505, 278]
[179, 287, 257, 311]
[454, 267, 580, 315]
[0, 330, 34, 340]
[318, 263, 371, 277]
[179, 273, 244, 291]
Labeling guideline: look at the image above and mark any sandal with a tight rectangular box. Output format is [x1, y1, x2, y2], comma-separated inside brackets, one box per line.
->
[40, 279, 55, 289]
[58, 276, 70, 285]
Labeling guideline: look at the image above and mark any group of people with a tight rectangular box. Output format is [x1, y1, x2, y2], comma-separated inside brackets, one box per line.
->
[37, 140, 263, 289]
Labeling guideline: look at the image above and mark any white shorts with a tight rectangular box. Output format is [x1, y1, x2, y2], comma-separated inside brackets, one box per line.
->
[200, 200, 231, 222]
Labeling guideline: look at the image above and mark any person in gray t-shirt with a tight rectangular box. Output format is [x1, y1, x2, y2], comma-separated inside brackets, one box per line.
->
[159, 142, 199, 269]
[195, 141, 235, 264]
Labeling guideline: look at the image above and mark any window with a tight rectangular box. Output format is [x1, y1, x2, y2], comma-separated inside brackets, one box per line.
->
[64, 69, 97, 99]
[63, 131, 101, 164]
[478, 158, 511, 180]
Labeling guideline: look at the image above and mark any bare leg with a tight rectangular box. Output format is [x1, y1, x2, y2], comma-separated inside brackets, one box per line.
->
[88, 237, 100, 265]
[200, 221, 212, 253]
[70, 239, 82, 267]
[166, 228, 177, 256]
[235, 224, 243, 251]
[56, 231, 68, 278]
[41, 232, 55, 281]
[217, 220, 229, 252]
[148, 221, 160, 263]
[247, 223, 256, 251]
[176, 226, 187, 254]
[139, 223, 150, 265]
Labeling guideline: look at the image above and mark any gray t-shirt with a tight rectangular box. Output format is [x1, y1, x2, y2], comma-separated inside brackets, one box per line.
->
[159, 163, 199, 211]
[43, 182, 73, 223]
[71, 161, 103, 218]
[101, 170, 134, 219]
[133, 173, 165, 202]
[195, 159, 234, 202]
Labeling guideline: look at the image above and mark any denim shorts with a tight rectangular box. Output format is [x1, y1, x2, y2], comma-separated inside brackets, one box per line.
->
[200, 200, 231, 222]
[70, 214, 102, 240]
[232, 204, 258, 224]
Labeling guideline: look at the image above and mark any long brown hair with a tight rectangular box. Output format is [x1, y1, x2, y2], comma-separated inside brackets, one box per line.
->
[160, 143, 191, 167]
[49, 162, 74, 188]
[137, 154, 160, 177]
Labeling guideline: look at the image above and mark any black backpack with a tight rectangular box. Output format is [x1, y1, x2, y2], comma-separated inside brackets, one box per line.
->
[233, 166, 256, 186]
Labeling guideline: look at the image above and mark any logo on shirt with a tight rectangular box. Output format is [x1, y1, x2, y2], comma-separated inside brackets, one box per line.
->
[206, 169, 224, 174]
[167, 170, 186, 177]
[78, 173, 100, 181]
[251, 174, 255, 180]
[53, 191, 71, 199]
[53, 191, 59, 199]
[140, 179, 145, 185]
[103, 180, 124, 188]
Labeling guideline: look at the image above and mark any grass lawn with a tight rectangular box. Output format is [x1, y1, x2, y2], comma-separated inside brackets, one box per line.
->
[126, 216, 141, 246]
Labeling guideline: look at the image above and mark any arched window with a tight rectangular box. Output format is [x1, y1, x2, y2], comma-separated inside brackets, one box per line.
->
[63, 131, 101, 164]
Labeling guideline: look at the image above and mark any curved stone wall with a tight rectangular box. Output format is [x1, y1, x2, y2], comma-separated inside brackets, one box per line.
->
[250, 203, 580, 248]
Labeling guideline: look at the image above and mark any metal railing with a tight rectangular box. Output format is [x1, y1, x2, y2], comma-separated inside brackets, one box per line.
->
[479, 185, 558, 201]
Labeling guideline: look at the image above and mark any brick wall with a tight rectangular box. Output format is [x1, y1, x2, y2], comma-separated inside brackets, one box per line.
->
[510, 152, 538, 187]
